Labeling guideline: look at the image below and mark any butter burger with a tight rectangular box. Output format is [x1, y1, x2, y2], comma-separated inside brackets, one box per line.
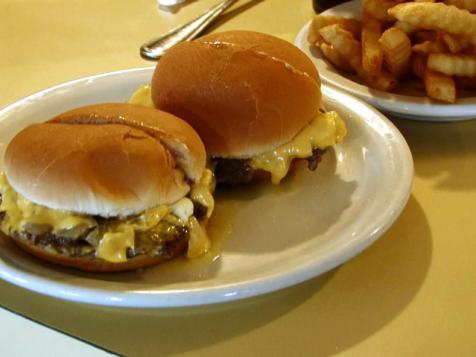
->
[142, 30, 347, 184]
[0, 103, 214, 272]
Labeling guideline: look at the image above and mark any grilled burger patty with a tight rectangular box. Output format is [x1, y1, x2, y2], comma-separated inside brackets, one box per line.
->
[18, 221, 189, 259]
[212, 148, 325, 185]
[0, 193, 205, 260]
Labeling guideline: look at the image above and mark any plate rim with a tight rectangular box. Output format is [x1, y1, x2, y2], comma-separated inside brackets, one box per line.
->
[294, 0, 476, 121]
[0, 67, 414, 308]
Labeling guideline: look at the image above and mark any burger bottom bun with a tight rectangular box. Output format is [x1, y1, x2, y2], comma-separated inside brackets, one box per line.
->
[9, 237, 188, 272]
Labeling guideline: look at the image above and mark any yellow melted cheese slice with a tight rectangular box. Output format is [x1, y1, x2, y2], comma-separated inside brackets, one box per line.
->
[97, 225, 135, 263]
[189, 168, 215, 219]
[187, 216, 210, 258]
[128, 85, 154, 108]
[250, 111, 346, 184]
[0, 169, 215, 263]
[0, 173, 96, 238]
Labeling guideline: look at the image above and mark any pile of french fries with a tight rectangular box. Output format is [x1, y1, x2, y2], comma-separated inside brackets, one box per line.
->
[308, 0, 476, 103]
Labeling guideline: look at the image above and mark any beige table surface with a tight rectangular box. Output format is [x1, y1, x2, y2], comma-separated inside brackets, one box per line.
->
[1, 0, 476, 356]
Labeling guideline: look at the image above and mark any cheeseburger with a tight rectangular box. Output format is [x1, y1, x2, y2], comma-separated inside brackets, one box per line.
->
[144, 30, 346, 184]
[0, 103, 214, 272]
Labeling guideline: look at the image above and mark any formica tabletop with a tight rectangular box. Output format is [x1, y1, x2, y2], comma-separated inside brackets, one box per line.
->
[1, 0, 476, 355]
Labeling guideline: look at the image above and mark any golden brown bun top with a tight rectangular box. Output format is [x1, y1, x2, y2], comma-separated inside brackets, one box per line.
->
[151, 30, 321, 158]
[50, 103, 206, 183]
[200, 31, 319, 81]
[4, 103, 206, 217]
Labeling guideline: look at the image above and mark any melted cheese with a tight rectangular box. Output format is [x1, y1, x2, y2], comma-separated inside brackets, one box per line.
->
[190, 168, 215, 218]
[127, 206, 170, 232]
[250, 111, 346, 184]
[187, 216, 210, 258]
[94, 206, 171, 263]
[0, 173, 96, 237]
[128, 85, 154, 108]
[92, 168, 215, 262]
[0, 169, 215, 263]
[171, 198, 194, 221]
[97, 225, 135, 263]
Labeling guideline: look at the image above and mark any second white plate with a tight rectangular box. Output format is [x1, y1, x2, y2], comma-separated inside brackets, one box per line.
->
[295, 0, 476, 121]
[0, 67, 413, 307]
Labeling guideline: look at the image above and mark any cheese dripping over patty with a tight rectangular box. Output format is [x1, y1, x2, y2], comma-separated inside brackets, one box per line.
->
[0, 169, 214, 263]
[129, 85, 346, 184]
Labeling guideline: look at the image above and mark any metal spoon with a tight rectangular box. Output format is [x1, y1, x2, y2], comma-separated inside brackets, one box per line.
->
[140, 0, 240, 61]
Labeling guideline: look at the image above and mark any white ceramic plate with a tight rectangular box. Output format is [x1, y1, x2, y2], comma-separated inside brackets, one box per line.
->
[0, 67, 413, 307]
[295, 0, 476, 121]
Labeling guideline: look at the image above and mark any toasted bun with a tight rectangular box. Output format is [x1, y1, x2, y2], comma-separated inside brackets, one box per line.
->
[9, 234, 188, 272]
[4, 103, 206, 217]
[151, 30, 321, 158]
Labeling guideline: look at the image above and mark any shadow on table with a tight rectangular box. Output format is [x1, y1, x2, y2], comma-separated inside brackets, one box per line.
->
[393, 117, 476, 190]
[0, 194, 431, 356]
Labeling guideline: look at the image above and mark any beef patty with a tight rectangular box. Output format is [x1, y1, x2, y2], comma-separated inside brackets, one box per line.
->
[0, 193, 191, 259]
[212, 148, 325, 184]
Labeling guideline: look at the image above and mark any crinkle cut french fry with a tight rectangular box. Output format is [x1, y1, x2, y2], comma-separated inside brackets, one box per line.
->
[308, 15, 361, 45]
[388, 3, 476, 38]
[308, 21, 322, 44]
[362, 70, 399, 91]
[439, 32, 472, 53]
[394, 21, 417, 35]
[363, 0, 399, 22]
[412, 54, 428, 79]
[318, 23, 397, 91]
[319, 24, 362, 70]
[319, 43, 354, 72]
[361, 12, 384, 74]
[424, 69, 456, 103]
[428, 53, 476, 76]
[308, 15, 339, 45]
[412, 40, 447, 54]
[443, 0, 476, 12]
[308, 15, 332, 44]
[336, 18, 361, 39]
[379, 27, 412, 78]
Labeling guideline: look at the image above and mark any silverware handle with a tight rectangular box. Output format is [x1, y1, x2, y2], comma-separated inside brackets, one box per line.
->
[141, 0, 239, 61]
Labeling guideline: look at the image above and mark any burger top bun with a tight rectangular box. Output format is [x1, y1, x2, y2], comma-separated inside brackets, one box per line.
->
[50, 103, 206, 183]
[4, 103, 206, 217]
[151, 30, 321, 158]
